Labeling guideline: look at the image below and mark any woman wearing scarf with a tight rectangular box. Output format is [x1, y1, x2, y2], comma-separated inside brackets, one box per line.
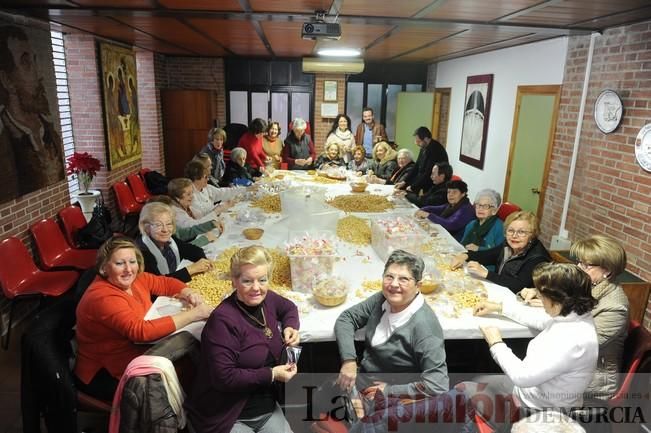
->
[199, 127, 227, 186]
[367, 141, 397, 183]
[262, 121, 283, 169]
[325, 114, 356, 163]
[415, 180, 475, 241]
[461, 189, 505, 251]
[136, 202, 212, 283]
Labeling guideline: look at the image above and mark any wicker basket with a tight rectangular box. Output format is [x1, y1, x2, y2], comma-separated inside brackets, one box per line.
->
[242, 228, 264, 240]
[314, 293, 347, 307]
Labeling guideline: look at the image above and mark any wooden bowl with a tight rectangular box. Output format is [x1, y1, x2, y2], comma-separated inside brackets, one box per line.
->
[350, 182, 368, 193]
[314, 293, 347, 307]
[420, 280, 440, 294]
[242, 228, 264, 240]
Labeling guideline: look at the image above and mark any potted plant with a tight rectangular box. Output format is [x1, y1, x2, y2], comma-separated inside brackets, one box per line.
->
[66, 152, 102, 194]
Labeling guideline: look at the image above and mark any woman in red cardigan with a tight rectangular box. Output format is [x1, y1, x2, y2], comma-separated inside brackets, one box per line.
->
[238, 118, 271, 175]
[74, 236, 212, 401]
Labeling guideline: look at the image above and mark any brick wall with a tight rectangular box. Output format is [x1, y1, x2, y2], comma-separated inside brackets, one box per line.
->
[155, 56, 226, 128]
[540, 21, 651, 328]
[313, 74, 347, 154]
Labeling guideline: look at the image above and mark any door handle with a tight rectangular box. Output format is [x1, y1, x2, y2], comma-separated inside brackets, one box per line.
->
[531, 188, 541, 194]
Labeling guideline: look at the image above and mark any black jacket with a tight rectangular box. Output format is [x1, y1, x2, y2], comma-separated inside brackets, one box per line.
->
[406, 181, 448, 208]
[404, 139, 448, 192]
[387, 161, 415, 185]
[468, 238, 551, 293]
[220, 160, 255, 187]
[138, 236, 206, 283]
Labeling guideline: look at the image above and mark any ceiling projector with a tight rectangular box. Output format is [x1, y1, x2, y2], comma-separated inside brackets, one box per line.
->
[302, 21, 341, 40]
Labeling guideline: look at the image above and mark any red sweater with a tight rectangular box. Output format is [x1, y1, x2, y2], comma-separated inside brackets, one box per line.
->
[238, 132, 267, 170]
[75, 273, 185, 383]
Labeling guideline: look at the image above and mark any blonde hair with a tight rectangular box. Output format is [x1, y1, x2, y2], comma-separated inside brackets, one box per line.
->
[570, 235, 627, 279]
[167, 178, 193, 200]
[96, 236, 144, 277]
[504, 210, 539, 239]
[230, 245, 273, 278]
[372, 141, 397, 164]
[208, 127, 226, 142]
[138, 202, 176, 235]
[324, 142, 341, 157]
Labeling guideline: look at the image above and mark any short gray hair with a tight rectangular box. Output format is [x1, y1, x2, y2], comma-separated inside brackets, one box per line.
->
[397, 148, 414, 161]
[383, 250, 425, 281]
[138, 202, 175, 235]
[474, 188, 501, 208]
[231, 147, 247, 161]
[292, 117, 307, 131]
[511, 411, 585, 433]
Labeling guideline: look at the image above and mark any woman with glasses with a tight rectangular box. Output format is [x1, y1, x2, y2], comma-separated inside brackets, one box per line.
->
[334, 250, 449, 417]
[520, 235, 628, 400]
[136, 202, 213, 282]
[460, 189, 505, 252]
[186, 245, 300, 433]
[451, 210, 551, 293]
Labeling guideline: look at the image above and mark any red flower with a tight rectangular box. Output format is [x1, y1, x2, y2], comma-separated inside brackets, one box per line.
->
[66, 152, 102, 193]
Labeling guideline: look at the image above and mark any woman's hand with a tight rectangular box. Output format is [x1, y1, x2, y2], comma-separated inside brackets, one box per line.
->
[272, 364, 298, 383]
[214, 200, 234, 214]
[450, 253, 468, 270]
[518, 288, 543, 306]
[336, 360, 358, 392]
[178, 287, 204, 307]
[283, 327, 300, 346]
[212, 219, 224, 235]
[204, 231, 217, 243]
[394, 181, 405, 190]
[465, 243, 479, 251]
[473, 301, 502, 317]
[362, 381, 387, 400]
[479, 325, 503, 347]
[414, 210, 429, 219]
[305, 157, 313, 165]
[190, 303, 213, 321]
[187, 258, 213, 276]
[466, 261, 488, 278]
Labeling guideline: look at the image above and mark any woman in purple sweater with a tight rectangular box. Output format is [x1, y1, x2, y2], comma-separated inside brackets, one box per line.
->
[415, 180, 475, 241]
[185, 246, 300, 433]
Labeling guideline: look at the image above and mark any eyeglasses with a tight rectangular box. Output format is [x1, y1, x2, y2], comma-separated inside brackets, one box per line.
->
[383, 274, 415, 286]
[239, 276, 269, 288]
[148, 222, 174, 232]
[576, 261, 597, 270]
[506, 228, 532, 238]
[474, 203, 495, 210]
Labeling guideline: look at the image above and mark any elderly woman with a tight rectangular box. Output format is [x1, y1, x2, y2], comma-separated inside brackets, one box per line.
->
[199, 127, 226, 185]
[220, 147, 256, 187]
[282, 117, 316, 170]
[262, 121, 283, 169]
[386, 148, 415, 185]
[367, 141, 397, 183]
[147, 194, 218, 248]
[520, 235, 628, 400]
[452, 210, 551, 293]
[347, 145, 371, 175]
[185, 159, 237, 219]
[186, 245, 300, 433]
[415, 180, 475, 241]
[75, 236, 212, 400]
[136, 202, 212, 282]
[460, 189, 505, 252]
[467, 263, 598, 431]
[169, 178, 226, 233]
[325, 114, 356, 163]
[238, 118, 270, 175]
[314, 142, 345, 170]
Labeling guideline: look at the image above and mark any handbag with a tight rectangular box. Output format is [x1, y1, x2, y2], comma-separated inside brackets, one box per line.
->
[76, 193, 113, 249]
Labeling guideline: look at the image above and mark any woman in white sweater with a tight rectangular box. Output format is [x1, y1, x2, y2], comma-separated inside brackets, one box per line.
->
[467, 263, 598, 431]
[185, 158, 238, 219]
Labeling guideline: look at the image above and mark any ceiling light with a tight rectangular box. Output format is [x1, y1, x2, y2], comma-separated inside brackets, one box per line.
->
[316, 48, 361, 57]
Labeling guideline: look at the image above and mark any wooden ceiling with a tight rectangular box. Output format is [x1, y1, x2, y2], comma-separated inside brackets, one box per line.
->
[3, 0, 651, 63]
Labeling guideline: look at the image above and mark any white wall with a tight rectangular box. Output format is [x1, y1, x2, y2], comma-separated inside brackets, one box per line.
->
[435, 37, 568, 199]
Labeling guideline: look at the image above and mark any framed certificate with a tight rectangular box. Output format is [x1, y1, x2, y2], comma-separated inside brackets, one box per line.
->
[324, 80, 337, 101]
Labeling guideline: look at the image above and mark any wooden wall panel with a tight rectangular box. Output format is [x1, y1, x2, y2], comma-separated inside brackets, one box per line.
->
[157, 0, 242, 11]
[365, 26, 465, 60]
[188, 19, 268, 56]
[261, 22, 316, 57]
[341, 0, 432, 17]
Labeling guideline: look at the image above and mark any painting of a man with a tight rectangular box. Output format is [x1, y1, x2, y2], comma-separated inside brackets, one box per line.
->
[0, 24, 65, 204]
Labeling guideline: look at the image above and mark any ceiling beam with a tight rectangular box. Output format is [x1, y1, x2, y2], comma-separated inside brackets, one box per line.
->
[237, 0, 275, 57]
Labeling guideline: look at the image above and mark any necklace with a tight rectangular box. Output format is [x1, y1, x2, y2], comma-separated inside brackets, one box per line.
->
[236, 301, 273, 339]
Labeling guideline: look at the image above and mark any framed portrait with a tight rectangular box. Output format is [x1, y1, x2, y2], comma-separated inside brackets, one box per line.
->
[0, 23, 65, 204]
[459, 74, 493, 170]
[98, 42, 142, 169]
[323, 80, 337, 101]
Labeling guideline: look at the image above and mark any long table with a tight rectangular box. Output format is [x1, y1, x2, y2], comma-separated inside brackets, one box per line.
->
[149, 171, 537, 342]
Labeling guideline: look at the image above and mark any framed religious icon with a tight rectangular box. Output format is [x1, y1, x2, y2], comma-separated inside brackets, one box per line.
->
[324, 80, 337, 101]
[594, 89, 623, 134]
[459, 74, 493, 170]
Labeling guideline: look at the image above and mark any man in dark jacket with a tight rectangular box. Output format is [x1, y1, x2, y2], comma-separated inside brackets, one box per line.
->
[396, 126, 448, 193]
[404, 161, 453, 207]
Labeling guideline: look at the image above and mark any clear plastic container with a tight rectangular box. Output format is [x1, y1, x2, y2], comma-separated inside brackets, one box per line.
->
[370, 215, 427, 261]
[287, 231, 339, 294]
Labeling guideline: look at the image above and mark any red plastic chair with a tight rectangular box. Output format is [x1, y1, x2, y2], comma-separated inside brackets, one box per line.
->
[139, 167, 151, 178]
[126, 173, 152, 204]
[0, 237, 78, 349]
[58, 206, 87, 248]
[112, 181, 143, 231]
[608, 321, 651, 406]
[30, 219, 97, 271]
[497, 202, 521, 221]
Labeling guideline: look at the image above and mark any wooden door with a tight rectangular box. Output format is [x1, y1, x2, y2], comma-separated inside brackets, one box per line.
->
[161, 90, 216, 178]
[432, 88, 451, 146]
[504, 85, 560, 218]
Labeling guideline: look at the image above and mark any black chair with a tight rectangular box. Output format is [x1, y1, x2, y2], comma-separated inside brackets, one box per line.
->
[223, 123, 248, 151]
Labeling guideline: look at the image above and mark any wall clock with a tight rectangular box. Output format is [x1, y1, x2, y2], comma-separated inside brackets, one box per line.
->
[594, 89, 623, 134]
[635, 123, 651, 172]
